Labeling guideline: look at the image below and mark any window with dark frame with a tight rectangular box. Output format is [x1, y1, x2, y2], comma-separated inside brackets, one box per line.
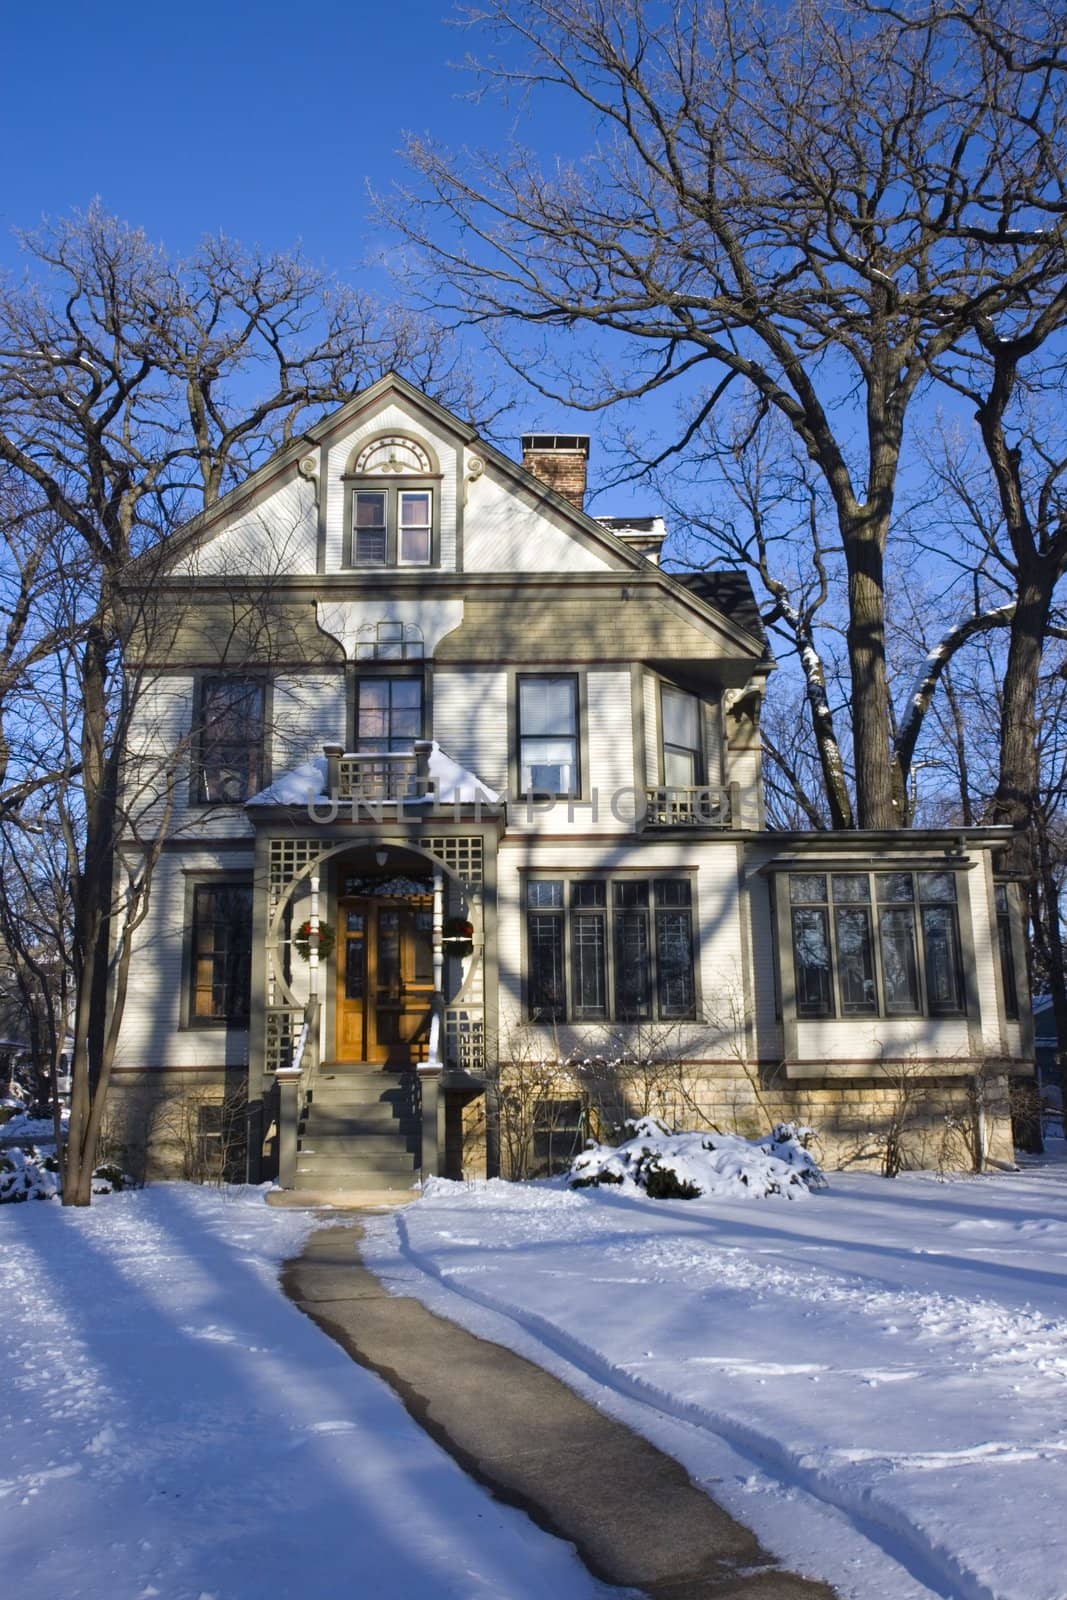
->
[788, 869, 965, 1021]
[994, 883, 1020, 1021]
[354, 676, 424, 753]
[526, 877, 695, 1023]
[518, 675, 579, 796]
[196, 677, 265, 803]
[190, 884, 253, 1024]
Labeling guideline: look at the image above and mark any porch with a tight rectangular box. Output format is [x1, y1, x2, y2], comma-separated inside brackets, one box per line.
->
[247, 819, 498, 1192]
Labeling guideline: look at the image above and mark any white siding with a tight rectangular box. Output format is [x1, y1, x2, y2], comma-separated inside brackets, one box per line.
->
[432, 667, 509, 792]
[272, 673, 347, 771]
[972, 859, 1008, 1053]
[115, 850, 254, 1071]
[463, 467, 620, 572]
[324, 402, 458, 572]
[173, 478, 317, 577]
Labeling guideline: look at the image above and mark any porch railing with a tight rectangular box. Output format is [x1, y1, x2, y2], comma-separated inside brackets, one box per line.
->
[642, 782, 741, 828]
[324, 744, 433, 802]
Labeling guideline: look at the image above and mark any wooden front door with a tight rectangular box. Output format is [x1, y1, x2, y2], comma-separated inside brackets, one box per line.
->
[335, 897, 434, 1066]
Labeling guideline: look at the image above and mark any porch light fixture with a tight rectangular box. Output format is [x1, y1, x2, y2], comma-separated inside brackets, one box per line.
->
[375, 848, 389, 867]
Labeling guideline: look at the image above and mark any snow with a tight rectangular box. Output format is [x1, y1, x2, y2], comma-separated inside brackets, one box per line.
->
[1, 1107, 69, 1142]
[246, 743, 498, 808]
[362, 1151, 1067, 1600]
[0, 1185, 615, 1600]
[570, 1116, 824, 1199]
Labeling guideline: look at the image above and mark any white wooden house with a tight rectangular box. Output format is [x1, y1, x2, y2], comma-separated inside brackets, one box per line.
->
[114, 374, 1034, 1188]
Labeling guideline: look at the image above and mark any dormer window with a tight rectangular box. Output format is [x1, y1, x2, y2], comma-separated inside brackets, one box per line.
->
[345, 434, 438, 569]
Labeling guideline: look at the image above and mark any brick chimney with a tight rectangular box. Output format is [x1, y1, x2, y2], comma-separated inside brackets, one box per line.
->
[521, 433, 591, 510]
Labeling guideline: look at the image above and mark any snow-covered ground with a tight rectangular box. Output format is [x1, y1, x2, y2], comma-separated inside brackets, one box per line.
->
[362, 1152, 1067, 1600]
[0, 1186, 616, 1600]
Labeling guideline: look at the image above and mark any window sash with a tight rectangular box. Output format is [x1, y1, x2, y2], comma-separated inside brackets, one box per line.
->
[518, 676, 579, 796]
[355, 677, 423, 752]
[191, 884, 252, 1023]
[995, 886, 1020, 1021]
[661, 686, 702, 787]
[350, 486, 434, 567]
[197, 678, 264, 803]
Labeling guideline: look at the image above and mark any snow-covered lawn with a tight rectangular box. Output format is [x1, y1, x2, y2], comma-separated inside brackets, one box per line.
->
[0, 1186, 614, 1600]
[362, 1154, 1067, 1600]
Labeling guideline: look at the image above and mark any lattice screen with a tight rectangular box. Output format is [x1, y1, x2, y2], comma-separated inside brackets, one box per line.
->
[445, 1008, 485, 1074]
[426, 835, 484, 887]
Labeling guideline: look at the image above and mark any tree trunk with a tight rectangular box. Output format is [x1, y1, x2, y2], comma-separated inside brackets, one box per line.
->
[845, 526, 900, 830]
[993, 578, 1052, 876]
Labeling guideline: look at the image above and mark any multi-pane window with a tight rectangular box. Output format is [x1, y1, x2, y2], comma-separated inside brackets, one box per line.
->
[789, 870, 965, 1020]
[526, 877, 696, 1023]
[355, 677, 423, 752]
[350, 488, 433, 567]
[661, 685, 703, 787]
[994, 883, 1020, 1020]
[190, 884, 253, 1024]
[518, 675, 579, 796]
[196, 677, 265, 803]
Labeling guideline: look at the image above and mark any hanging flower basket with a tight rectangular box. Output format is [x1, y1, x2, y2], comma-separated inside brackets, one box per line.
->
[293, 919, 335, 962]
[442, 915, 474, 959]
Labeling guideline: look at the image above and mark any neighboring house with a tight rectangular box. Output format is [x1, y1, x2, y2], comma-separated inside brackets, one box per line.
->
[114, 374, 1035, 1189]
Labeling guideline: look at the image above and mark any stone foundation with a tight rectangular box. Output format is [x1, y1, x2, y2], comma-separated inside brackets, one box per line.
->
[101, 1072, 252, 1184]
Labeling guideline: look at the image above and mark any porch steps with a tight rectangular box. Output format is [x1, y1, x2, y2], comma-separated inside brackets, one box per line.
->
[294, 1065, 422, 1193]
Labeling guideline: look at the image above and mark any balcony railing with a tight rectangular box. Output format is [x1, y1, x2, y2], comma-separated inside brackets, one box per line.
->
[325, 744, 432, 802]
[643, 782, 741, 828]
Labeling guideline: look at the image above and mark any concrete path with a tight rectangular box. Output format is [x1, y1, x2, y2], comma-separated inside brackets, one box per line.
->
[284, 1223, 838, 1600]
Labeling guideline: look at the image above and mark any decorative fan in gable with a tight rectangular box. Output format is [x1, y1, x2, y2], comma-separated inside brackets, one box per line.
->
[354, 436, 432, 475]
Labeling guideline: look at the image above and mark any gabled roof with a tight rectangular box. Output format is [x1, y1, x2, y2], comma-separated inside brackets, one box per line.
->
[135, 372, 771, 663]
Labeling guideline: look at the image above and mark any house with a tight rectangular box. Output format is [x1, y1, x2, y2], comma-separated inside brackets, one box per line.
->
[113, 374, 1035, 1189]
[1034, 997, 1062, 1115]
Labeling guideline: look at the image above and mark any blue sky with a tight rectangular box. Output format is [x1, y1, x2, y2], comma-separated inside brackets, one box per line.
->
[1, 0, 643, 498]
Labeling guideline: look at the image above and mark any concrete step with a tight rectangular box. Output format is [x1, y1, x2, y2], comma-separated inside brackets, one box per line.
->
[292, 1170, 422, 1193]
[309, 1090, 413, 1111]
[306, 1101, 417, 1125]
[299, 1134, 419, 1156]
[297, 1151, 419, 1175]
[302, 1113, 419, 1139]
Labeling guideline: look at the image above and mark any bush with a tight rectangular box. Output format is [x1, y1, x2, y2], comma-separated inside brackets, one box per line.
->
[569, 1116, 825, 1201]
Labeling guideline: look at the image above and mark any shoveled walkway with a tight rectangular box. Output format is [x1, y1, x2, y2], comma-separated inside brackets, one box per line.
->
[283, 1222, 837, 1600]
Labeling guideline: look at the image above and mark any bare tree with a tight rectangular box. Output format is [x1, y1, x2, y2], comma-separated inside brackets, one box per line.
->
[392, 0, 1067, 827]
[0, 205, 476, 1203]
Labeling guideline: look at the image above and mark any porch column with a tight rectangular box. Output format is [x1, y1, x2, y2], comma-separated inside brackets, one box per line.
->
[276, 1067, 302, 1188]
[418, 864, 446, 1179]
[308, 872, 321, 999]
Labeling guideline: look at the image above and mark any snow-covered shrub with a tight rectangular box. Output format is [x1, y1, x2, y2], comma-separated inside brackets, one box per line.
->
[0, 1145, 131, 1202]
[569, 1117, 825, 1200]
[0, 1144, 60, 1202]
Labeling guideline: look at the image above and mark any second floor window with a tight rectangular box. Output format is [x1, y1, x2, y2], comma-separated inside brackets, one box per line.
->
[518, 675, 579, 796]
[197, 677, 265, 803]
[355, 676, 423, 752]
[661, 685, 703, 787]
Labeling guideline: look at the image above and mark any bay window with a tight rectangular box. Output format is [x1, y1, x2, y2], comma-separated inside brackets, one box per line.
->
[789, 870, 965, 1020]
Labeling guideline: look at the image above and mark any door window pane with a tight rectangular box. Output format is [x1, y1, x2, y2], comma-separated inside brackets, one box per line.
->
[792, 906, 833, 1016]
[345, 920, 366, 1001]
[879, 907, 921, 1013]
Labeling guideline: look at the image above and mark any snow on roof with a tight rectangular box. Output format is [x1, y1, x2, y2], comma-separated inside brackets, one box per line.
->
[245, 746, 499, 808]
